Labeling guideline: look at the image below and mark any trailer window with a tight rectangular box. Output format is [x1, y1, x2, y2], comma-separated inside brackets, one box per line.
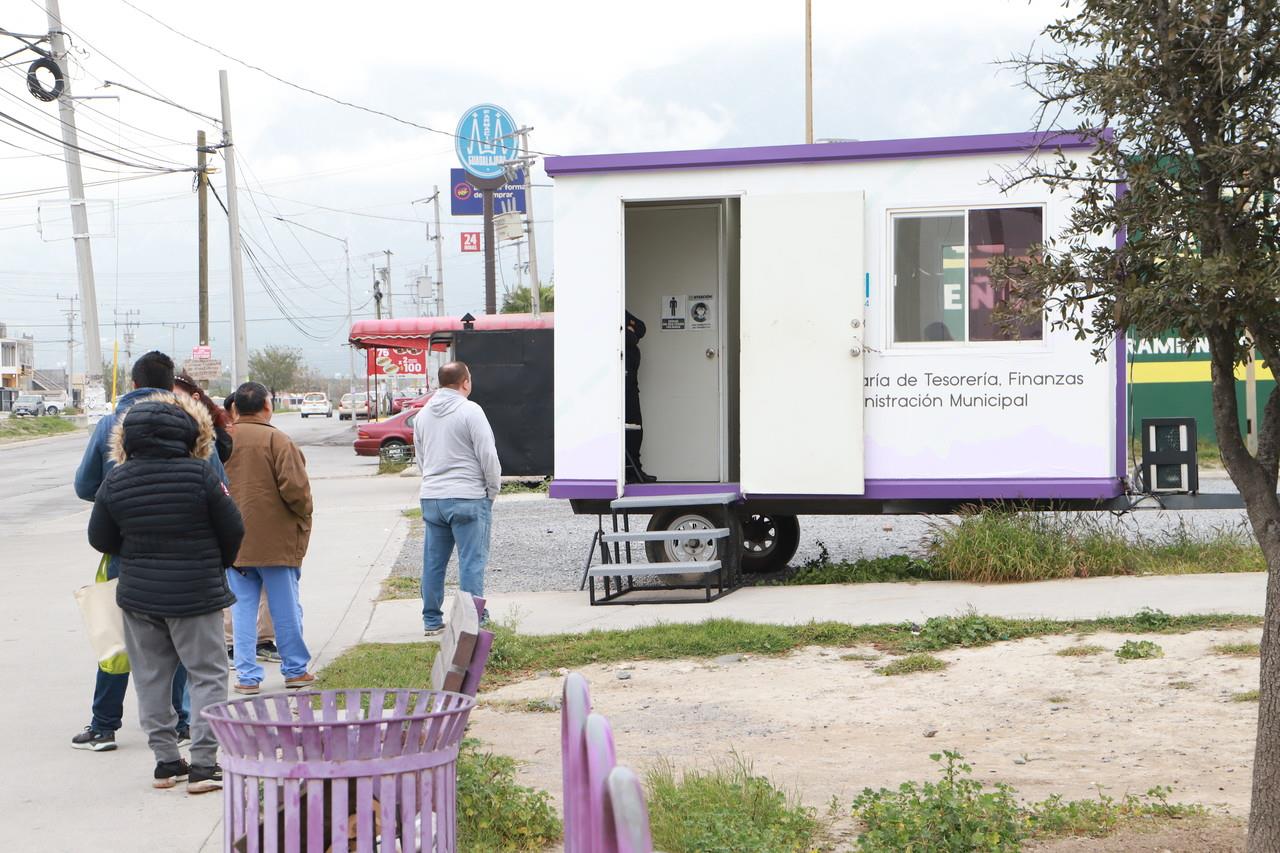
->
[892, 207, 1043, 343]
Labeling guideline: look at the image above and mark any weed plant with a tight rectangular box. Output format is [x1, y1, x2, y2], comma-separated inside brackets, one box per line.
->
[499, 478, 550, 495]
[852, 751, 1204, 852]
[876, 654, 948, 676]
[1115, 640, 1164, 660]
[456, 740, 561, 851]
[782, 543, 935, 585]
[1232, 689, 1260, 702]
[646, 754, 819, 853]
[1213, 642, 1260, 657]
[1057, 644, 1106, 657]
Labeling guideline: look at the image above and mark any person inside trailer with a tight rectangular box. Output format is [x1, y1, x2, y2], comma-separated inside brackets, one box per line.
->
[624, 310, 655, 483]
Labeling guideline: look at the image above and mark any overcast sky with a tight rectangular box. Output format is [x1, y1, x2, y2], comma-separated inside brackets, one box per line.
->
[0, 0, 1068, 378]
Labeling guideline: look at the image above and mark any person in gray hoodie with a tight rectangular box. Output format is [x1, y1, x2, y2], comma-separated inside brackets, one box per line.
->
[412, 361, 501, 634]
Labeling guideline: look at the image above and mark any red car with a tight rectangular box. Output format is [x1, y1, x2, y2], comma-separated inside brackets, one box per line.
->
[353, 392, 433, 456]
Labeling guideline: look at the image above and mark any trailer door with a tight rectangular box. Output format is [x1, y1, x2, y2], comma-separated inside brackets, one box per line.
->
[739, 191, 865, 495]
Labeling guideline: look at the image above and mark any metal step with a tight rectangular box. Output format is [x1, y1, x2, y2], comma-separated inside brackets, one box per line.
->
[587, 560, 721, 578]
[601, 528, 730, 544]
[610, 492, 738, 511]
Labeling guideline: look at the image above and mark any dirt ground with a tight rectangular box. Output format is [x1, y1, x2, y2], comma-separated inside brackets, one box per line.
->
[469, 628, 1262, 850]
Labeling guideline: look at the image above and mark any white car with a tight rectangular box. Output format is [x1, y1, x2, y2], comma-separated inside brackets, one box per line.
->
[338, 392, 370, 421]
[300, 392, 333, 418]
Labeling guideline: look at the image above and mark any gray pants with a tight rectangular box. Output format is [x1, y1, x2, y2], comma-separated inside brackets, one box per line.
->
[121, 609, 227, 767]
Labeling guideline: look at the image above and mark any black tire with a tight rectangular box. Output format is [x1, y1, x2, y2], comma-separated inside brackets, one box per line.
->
[738, 514, 801, 574]
[301, 413, 308, 418]
[644, 507, 728, 586]
[382, 438, 407, 449]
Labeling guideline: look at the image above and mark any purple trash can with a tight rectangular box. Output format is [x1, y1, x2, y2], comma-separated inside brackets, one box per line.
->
[204, 688, 475, 853]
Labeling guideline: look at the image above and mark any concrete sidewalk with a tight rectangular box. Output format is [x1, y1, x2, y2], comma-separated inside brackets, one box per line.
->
[0, 444, 417, 853]
[365, 572, 1268, 641]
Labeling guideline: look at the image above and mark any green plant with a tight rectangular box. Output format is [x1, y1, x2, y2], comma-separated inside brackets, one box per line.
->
[500, 478, 550, 495]
[852, 751, 1026, 851]
[876, 654, 948, 676]
[456, 740, 561, 851]
[1213, 642, 1260, 657]
[909, 612, 1014, 650]
[783, 551, 936, 586]
[1133, 607, 1173, 630]
[379, 575, 420, 600]
[0, 417, 78, 442]
[1027, 786, 1205, 837]
[1057, 644, 1106, 657]
[378, 456, 410, 475]
[1115, 640, 1164, 660]
[840, 651, 881, 662]
[401, 507, 423, 519]
[646, 754, 819, 853]
[1232, 690, 1260, 703]
[1169, 680, 1194, 690]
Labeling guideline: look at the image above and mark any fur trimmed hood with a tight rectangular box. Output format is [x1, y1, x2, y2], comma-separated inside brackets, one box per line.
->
[108, 391, 216, 464]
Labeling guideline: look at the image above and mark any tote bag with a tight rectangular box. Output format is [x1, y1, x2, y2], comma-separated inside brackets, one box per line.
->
[74, 554, 130, 675]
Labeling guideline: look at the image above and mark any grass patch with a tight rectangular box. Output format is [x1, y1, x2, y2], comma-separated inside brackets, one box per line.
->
[781, 545, 934, 585]
[377, 457, 411, 475]
[852, 751, 1204, 851]
[1169, 680, 1194, 690]
[646, 754, 819, 853]
[877, 654, 948, 676]
[500, 478, 549, 495]
[379, 575, 420, 600]
[317, 612, 1262, 693]
[1046, 695, 1069, 703]
[1132, 436, 1221, 468]
[1231, 689, 1260, 702]
[401, 507, 422, 519]
[0, 416, 77, 443]
[1116, 640, 1164, 660]
[840, 651, 881, 662]
[456, 740, 561, 851]
[1213, 642, 1260, 657]
[1057, 644, 1106, 657]
[483, 697, 561, 714]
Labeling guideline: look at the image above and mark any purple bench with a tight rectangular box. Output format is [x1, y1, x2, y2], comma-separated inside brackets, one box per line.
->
[561, 672, 654, 853]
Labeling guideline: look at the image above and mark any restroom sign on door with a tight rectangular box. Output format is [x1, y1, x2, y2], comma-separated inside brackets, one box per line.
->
[460, 232, 481, 252]
[660, 294, 686, 330]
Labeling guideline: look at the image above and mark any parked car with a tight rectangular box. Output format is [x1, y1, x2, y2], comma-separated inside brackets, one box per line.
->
[338, 392, 371, 421]
[299, 392, 333, 418]
[43, 399, 63, 415]
[354, 408, 416, 457]
[11, 395, 47, 417]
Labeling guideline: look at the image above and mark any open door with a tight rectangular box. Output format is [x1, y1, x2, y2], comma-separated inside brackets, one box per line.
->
[739, 191, 865, 494]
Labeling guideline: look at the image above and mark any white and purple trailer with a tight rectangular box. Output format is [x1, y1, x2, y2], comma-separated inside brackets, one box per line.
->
[544, 131, 1125, 584]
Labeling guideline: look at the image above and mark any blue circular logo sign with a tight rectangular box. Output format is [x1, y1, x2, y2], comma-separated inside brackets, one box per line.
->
[455, 104, 517, 180]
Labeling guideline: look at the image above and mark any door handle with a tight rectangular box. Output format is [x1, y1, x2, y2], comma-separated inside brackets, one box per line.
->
[705, 348, 716, 359]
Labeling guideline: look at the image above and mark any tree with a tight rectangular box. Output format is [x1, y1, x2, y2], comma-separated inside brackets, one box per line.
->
[999, 3, 1280, 846]
[500, 283, 554, 314]
[247, 345, 303, 404]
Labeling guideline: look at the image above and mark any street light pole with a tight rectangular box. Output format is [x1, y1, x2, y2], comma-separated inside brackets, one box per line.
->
[272, 217, 357, 420]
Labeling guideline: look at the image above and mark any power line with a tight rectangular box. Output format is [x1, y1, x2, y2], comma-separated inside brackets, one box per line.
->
[115, 0, 559, 157]
[0, 108, 191, 172]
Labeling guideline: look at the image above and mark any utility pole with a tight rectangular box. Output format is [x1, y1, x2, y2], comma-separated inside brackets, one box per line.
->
[432, 188, 445, 317]
[518, 128, 541, 318]
[116, 308, 140, 363]
[56, 294, 77, 397]
[219, 70, 248, 385]
[161, 322, 185, 357]
[804, 0, 814, 144]
[45, 0, 104, 401]
[383, 249, 394, 318]
[373, 265, 383, 320]
[197, 130, 210, 347]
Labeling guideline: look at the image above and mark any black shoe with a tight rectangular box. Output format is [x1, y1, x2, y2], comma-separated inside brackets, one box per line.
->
[153, 758, 190, 789]
[625, 468, 658, 484]
[188, 763, 223, 794]
[175, 726, 191, 747]
[256, 641, 282, 663]
[70, 727, 117, 752]
[226, 645, 234, 660]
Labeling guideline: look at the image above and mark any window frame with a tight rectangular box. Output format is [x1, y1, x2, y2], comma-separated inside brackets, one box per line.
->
[886, 203, 1049, 352]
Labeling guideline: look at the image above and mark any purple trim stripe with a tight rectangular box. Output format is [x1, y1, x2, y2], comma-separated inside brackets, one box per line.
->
[549, 478, 1125, 502]
[544, 131, 1098, 177]
[1115, 182, 1130, 484]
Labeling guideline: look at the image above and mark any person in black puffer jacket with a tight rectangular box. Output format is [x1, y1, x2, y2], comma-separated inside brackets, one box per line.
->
[88, 392, 244, 793]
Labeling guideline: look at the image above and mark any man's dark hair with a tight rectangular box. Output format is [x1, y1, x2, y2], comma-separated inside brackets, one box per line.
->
[223, 393, 235, 414]
[233, 381, 270, 415]
[439, 361, 470, 388]
[131, 351, 175, 390]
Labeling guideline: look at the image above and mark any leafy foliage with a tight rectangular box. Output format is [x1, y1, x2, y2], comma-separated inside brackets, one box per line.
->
[500, 284, 554, 314]
[456, 740, 561, 851]
[646, 754, 819, 853]
[247, 345, 304, 398]
[876, 653, 949, 676]
[1115, 640, 1164, 660]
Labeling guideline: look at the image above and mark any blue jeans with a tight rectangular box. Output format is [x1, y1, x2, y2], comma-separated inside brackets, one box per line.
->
[90, 558, 188, 732]
[421, 498, 492, 629]
[227, 567, 310, 684]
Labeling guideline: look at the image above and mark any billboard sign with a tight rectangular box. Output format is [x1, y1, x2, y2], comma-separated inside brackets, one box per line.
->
[367, 348, 426, 376]
[454, 104, 518, 180]
[450, 168, 525, 216]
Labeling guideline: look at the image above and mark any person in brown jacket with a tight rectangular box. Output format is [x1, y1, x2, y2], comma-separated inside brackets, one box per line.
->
[223, 381, 317, 694]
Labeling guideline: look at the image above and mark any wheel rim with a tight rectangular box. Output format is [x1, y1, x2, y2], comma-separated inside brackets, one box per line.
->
[742, 515, 779, 558]
[660, 513, 719, 563]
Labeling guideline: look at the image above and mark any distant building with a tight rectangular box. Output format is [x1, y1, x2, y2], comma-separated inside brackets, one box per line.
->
[0, 322, 35, 390]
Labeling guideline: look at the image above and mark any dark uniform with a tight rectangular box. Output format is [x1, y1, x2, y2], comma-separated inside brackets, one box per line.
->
[624, 311, 651, 481]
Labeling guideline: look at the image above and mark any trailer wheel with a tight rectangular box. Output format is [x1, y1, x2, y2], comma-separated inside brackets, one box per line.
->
[645, 508, 726, 586]
[739, 514, 800, 574]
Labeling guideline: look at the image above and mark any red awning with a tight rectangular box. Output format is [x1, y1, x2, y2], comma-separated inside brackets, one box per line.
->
[348, 313, 554, 350]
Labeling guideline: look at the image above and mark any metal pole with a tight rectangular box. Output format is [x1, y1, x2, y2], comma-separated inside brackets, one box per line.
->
[804, 0, 813, 144]
[483, 189, 496, 314]
[65, 306, 74, 398]
[219, 70, 249, 385]
[432, 186, 445, 317]
[383, 249, 394, 319]
[520, 130, 540, 319]
[197, 130, 209, 348]
[45, 0, 103, 394]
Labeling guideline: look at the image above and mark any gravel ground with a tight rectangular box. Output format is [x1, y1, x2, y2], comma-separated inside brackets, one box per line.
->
[390, 472, 1254, 593]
